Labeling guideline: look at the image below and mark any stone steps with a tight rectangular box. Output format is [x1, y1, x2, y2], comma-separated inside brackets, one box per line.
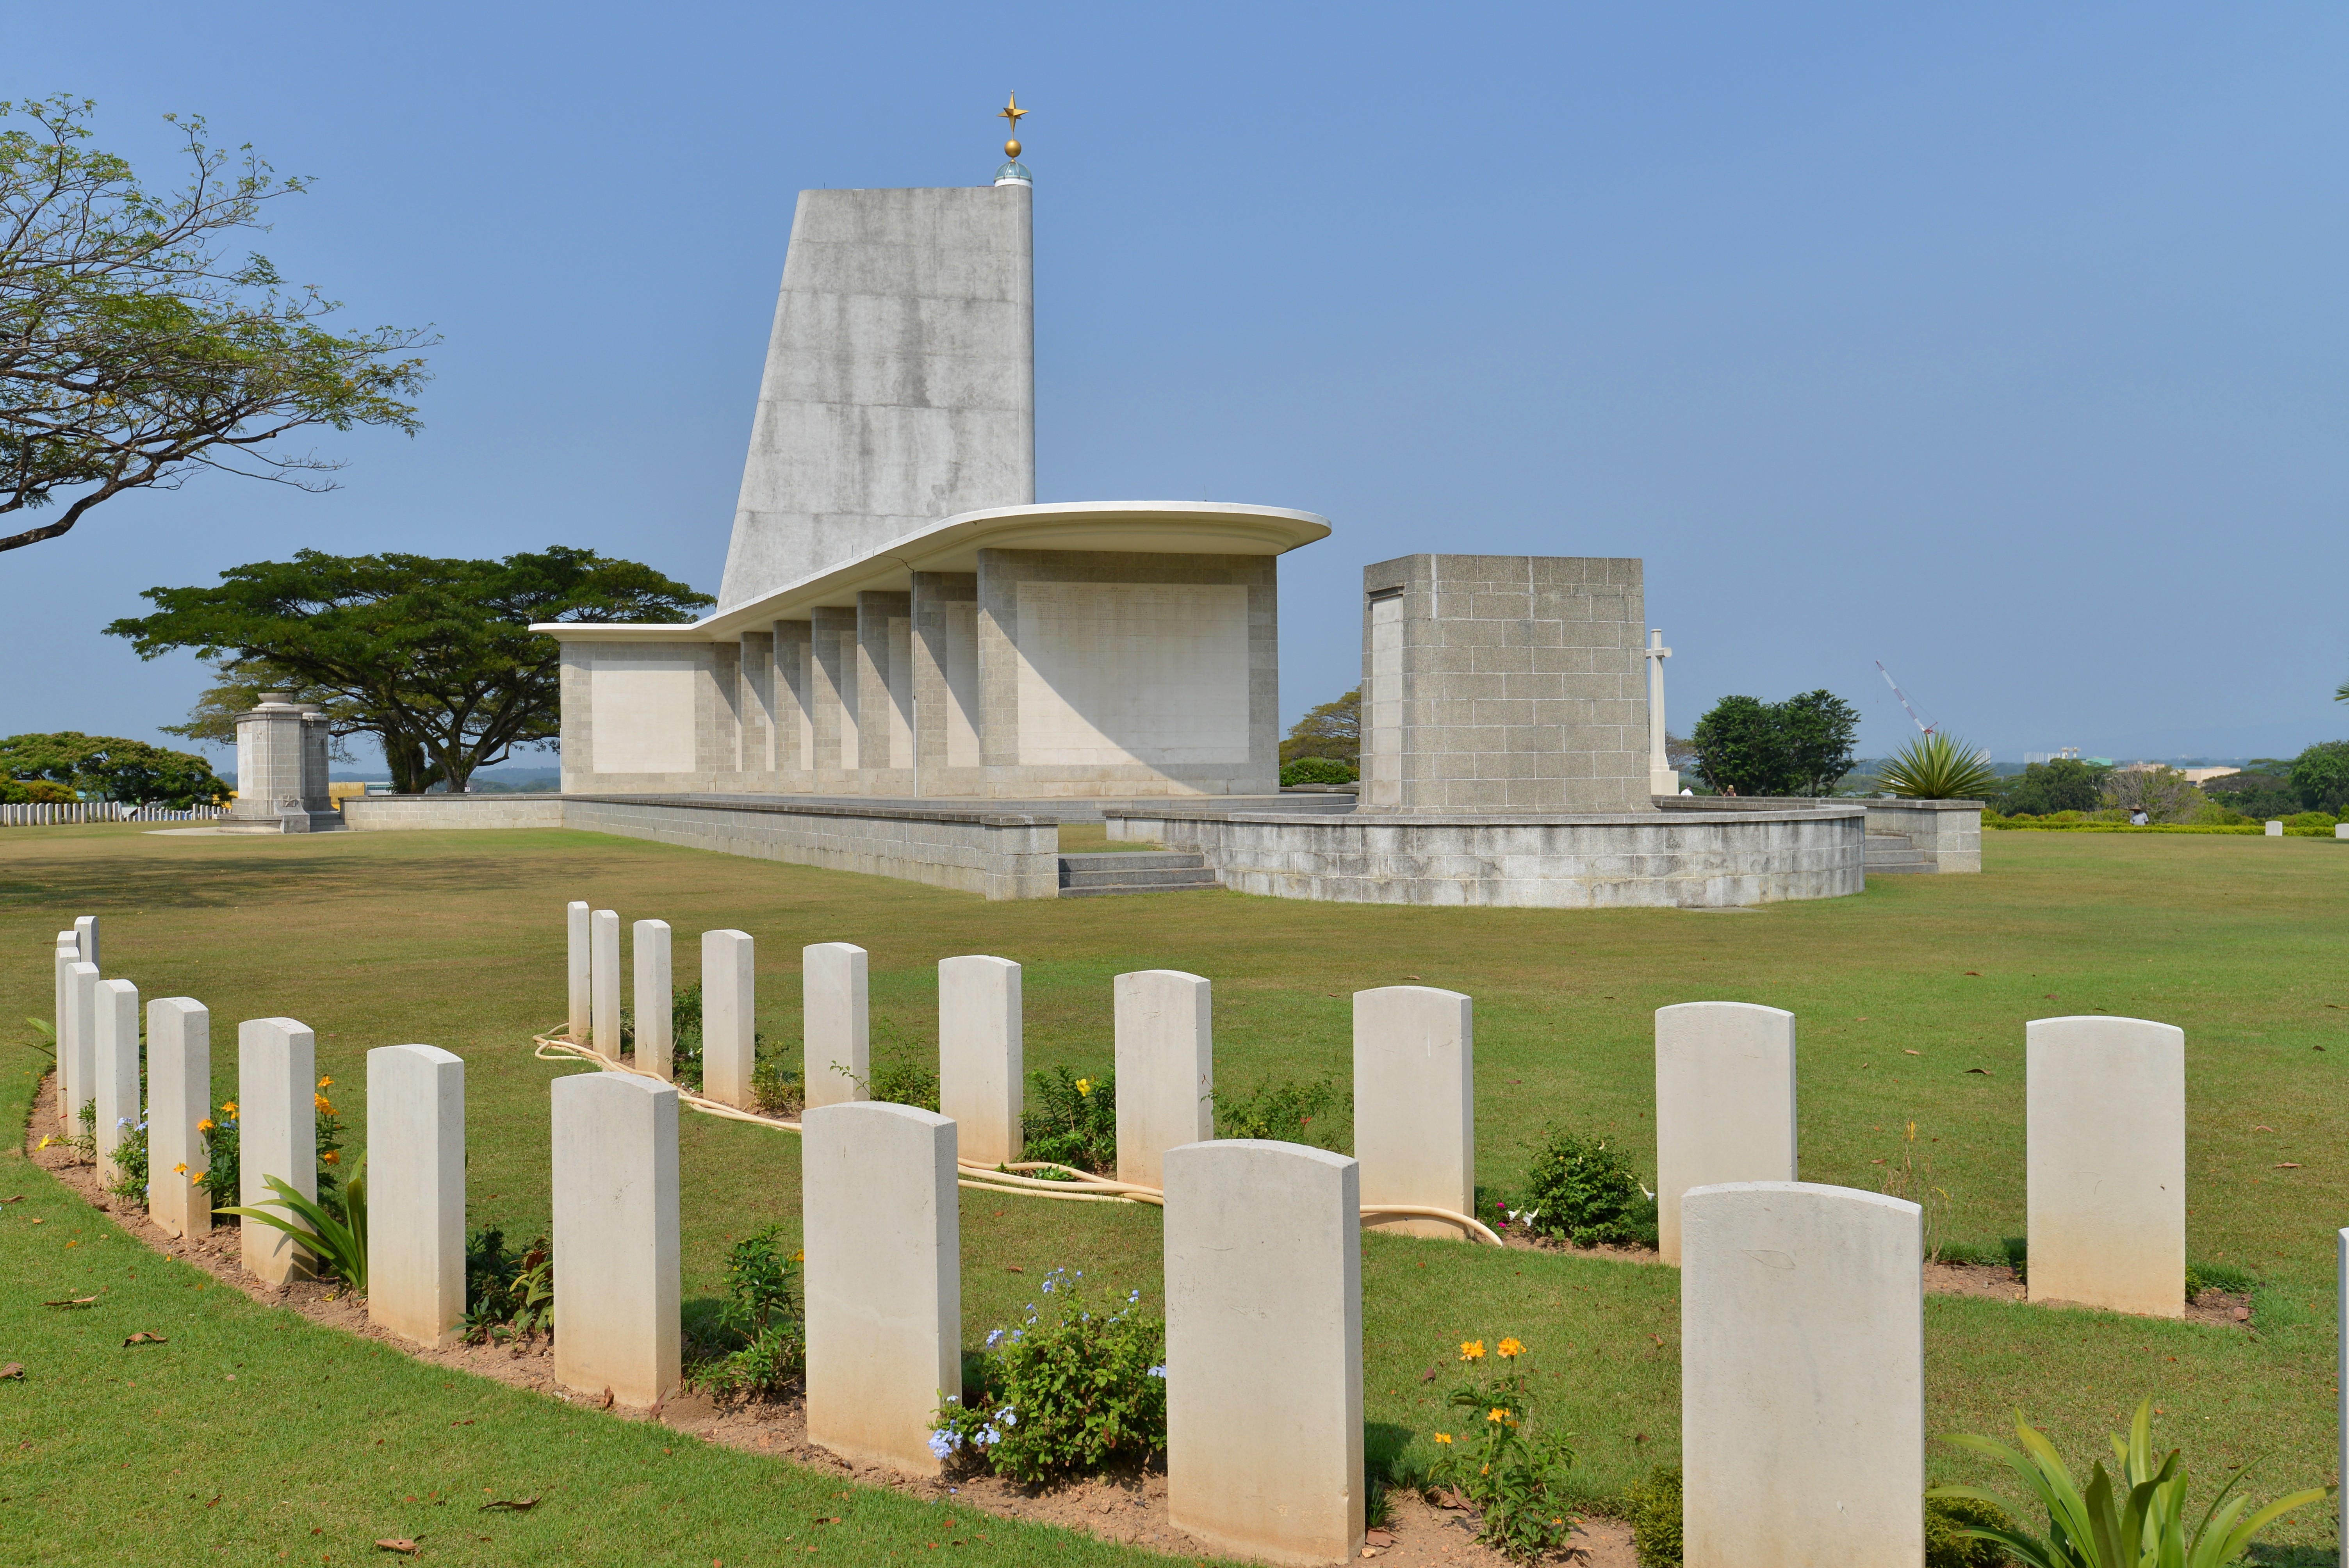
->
[1865, 831, 1932, 874]
[1057, 850, 1220, 897]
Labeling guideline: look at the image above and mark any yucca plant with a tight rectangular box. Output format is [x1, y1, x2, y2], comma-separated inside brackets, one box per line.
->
[219, 1160, 368, 1293]
[1878, 732, 1999, 800]
[1927, 1399, 2326, 1568]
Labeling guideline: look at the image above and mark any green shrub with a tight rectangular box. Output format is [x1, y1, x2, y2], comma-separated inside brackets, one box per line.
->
[1878, 732, 1999, 800]
[1925, 1494, 2016, 1566]
[220, 1161, 369, 1292]
[1021, 1066, 1116, 1173]
[464, 1228, 553, 1342]
[2283, 810, 2336, 830]
[197, 1100, 238, 1212]
[931, 1267, 1166, 1482]
[103, 1113, 150, 1201]
[749, 1044, 801, 1117]
[1522, 1128, 1658, 1248]
[1623, 1463, 1681, 1566]
[1281, 755, 1358, 787]
[1211, 1073, 1348, 1152]
[870, 1058, 941, 1111]
[694, 1225, 806, 1401]
[2184, 1260, 2253, 1300]
[1428, 1336, 1579, 1562]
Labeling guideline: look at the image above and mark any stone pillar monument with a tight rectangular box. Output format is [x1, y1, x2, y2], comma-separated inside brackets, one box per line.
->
[1645, 630, 1677, 796]
[226, 693, 340, 833]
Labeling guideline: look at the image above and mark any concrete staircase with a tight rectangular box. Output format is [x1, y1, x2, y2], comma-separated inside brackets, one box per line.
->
[1057, 850, 1220, 898]
[1865, 830, 1933, 875]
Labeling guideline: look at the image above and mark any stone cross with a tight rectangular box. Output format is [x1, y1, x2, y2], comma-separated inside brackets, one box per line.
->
[565, 902, 591, 1041]
[590, 910, 620, 1057]
[238, 1017, 318, 1284]
[1644, 629, 1677, 795]
[1164, 1139, 1365, 1564]
[367, 1044, 467, 1347]
[551, 1071, 681, 1408]
[1114, 970, 1213, 1190]
[1353, 986, 1473, 1238]
[2027, 1015, 2184, 1317]
[802, 1101, 961, 1474]
[1654, 1002, 1798, 1265]
[700, 929, 757, 1108]
[803, 943, 870, 1109]
[93, 979, 141, 1188]
[633, 919, 673, 1080]
[1681, 1181, 1924, 1567]
[147, 998, 211, 1239]
[938, 955, 1022, 1165]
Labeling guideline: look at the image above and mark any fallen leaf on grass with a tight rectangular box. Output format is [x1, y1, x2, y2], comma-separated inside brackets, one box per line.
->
[2276, 1162, 2303, 1169]
[2255, 1125, 2275, 1132]
[1418, 1363, 1441, 1383]
[122, 1332, 167, 1346]
[0, 1363, 23, 1380]
[43, 1297, 98, 1310]
[1965, 1067, 1992, 1075]
[1003, 1265, 1023, 1274]
[1366, 1529, 1395, 1547]
[374, 1540, 419, 1556]
[1963, 971, 1981, 976]
[27, 1217, 41, 1225]
[812, 1516, 843, 1525]
[479, 1496, 538, 1512]
[1902, 1049, 1921, 1056]
[2, 1194, 21, 1204]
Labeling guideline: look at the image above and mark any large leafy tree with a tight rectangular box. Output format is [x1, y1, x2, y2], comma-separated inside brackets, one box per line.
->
[107, 547, 712, 793]
[0, 731, 226, 805]
[2288, 740, 2349, 814]
[1280, 688, 1360, 765]
[2, 95, 431, 555]
[1689, 690, 1861, 797]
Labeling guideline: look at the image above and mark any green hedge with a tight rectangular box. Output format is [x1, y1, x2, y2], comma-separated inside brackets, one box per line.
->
[1985, 817, 2339, 837]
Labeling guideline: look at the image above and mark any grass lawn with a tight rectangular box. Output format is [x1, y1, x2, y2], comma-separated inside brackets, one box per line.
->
[2, 822, 2344, 1561]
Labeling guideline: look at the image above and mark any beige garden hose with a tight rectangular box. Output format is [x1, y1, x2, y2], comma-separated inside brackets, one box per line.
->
[533, 1028, 1502, 1244]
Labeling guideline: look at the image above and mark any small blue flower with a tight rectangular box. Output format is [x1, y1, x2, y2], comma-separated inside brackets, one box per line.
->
[996, 1408, 1018, 1427]
[1147, 1365, 1166, 1379]
[975, 1425, 1000, 1448]
[1041, 1278, 1054, 1294]
[1009, 1329, 1023, 1343]
[928, 1429, 959, 1459]
[985, 1329, 1004, 1349]
[1128, 1290, 1140, 1303]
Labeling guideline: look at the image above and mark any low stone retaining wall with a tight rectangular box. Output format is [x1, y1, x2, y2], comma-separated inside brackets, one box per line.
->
[1652, 795, 1984, 874]
[1105, 807, 1866, 908]
[340, 795, 567, 830]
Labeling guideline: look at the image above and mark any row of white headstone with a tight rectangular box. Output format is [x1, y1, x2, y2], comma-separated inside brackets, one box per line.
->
[48, 915, 466, 1349]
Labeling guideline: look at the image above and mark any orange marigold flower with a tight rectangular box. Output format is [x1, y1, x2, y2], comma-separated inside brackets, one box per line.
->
[1497, 1336, 1526, 1358]
[1459, 1340, 1485, 1361]
[1487, 1407, 1507, 1424]
[173, 1163, 187, 1175]
[321, 1150, 342, 1165]
[222, 1102, 238, 1118]
[196, 1119, 215, 1134]
[1432, 1432, 1454, 1445]
[317, 1076, 333, 1090]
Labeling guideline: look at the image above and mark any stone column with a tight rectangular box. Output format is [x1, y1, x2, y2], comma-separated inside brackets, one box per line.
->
[229, 694, 309, 829]
[1681, 1181, 1923, 1568]
[367, 1044, 467, 1347]
[238, 1017, 318, 1284]
[1114, 970, 1213, 1190]
[66, 961, 98, 1128]
[148, 998, 210, 1239]
[566, 901, 591, 1041]
[633, 919, 672, 1080]
[1644, 630, 1677, 795]
[1655, 1002, 1798, 1265]
[939, 955, 1021, 1165]
[803, 942, 869, 1108]
[1352, 986, 1473, 1238]
[2026, 1015, 2185, 1317]
[701, 929, 757, 1108]
[738, 629, 775, 774]
[590, 909, 621, 1057]
[775, 621, 816, 780]
[94, 978, 141, 1187]
[802, 1101, 961, 1474]
[1164, 1139, 1364, 1565]
[551, 1071, 681, 1409]
[911, 572, 982, 780]
[811, 606, 860, 777]
[857, 590, 914, 777]
[75, 913, 98, 966]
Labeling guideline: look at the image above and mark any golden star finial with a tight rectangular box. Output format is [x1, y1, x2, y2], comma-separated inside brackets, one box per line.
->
[998, 92, 1028, 159]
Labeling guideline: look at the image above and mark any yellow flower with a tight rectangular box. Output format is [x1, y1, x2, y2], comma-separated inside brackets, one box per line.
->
[173, 1163, 187, 1175]
[1488, 1407, 1507, 1424]
[318, 1076, 333, 1090]
[321, 1150, 342, 1165]
[1460, 1340, 1485, 1361]
[1498, 1336, 1526, 1358]
[36, 1135, 52, 1149]
[1432, 1432, 1453, 1445]
[1075, 1078, 1092, 1096]
[222, 1101, 238, 1118]
[315, 1094, 334, 1115]
[794, 1251, 805, 1262]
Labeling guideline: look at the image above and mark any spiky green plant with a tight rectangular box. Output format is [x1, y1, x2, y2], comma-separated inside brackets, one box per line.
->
[218, 1160, 368, 1293]
[1878, 732, 1999, 800]
[1926, 1399, 2326, 1568]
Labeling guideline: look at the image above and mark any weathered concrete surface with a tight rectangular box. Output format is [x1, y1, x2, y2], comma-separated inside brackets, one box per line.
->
[93, 978, 140, 1187]
[939, 955, 1021, 1165]
[147, 998, 210, 1239]
[720, 185, 1035, 609]
[1164, 1140, 1363, 1566]
[238, 1017, 317, 1284]
[1114, 970, 1213, 1190]
[367, 1044, 466, 1347]
[701, 929, 757, 1109]
[2027, 1015, 2186, 1317]
[802, 1101, 961, 1475]
[1107, 806, 1865, 908]
[804, 943, 870, 1109]
[342, 795, 565, 830]
[551, 1072, 681, 1408]
[1353, 986, 1473, 1238]
[1655, 1002, 1798, 1265]
[633, 919, 673, 1080]
[1681, 1181, 1923, 1568]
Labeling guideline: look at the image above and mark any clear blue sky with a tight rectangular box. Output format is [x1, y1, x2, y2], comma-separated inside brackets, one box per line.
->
[7, 4, 2345, 770]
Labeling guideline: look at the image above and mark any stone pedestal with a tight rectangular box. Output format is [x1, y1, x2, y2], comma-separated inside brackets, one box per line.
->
[633, 919, 672, 1079]
[1115, 970, 1213, 1190]
[238, 1017, 318, 1284]
[1655, 1002, 1798, 1265]
[1352, 986, 1473, 1237]
[1164, 1139, 1363, 1566]
[148, 998, 210, 1239]
[939, 955, 1021, 1165]
[701, 929, 757, 1108]
[2027, 1016, 2185, 1317]
[227, 694, 342, 832]
[93, 979, 141, 1187]
[551, 1072, 681, 1408]
[803, 943, 869, 1108]
[802, 1101, 961, 1474]
[367, 1044, 467, 1347]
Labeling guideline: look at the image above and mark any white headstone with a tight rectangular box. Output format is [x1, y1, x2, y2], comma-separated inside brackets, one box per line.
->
[590, 909, 620, 1057]
[52, 936, 77, 1124]
[633, 919, 673, 1080]
[566, 900, 591, 1041]
[75, 913, 98, 967]
[1655, 1001, 1798, 1265]
[367, 1044, 466, 1347]
[803, 942, 869, 1109]
[802, 1101, 961, 1474]
[1164, 1139, 1363, 1564]
[1681, 1181, 1923, 1568]
[1114, 969, 1213, 1190]
[66, 960, 98, 1131]
[701, 929, 756, 1109]
[238, 1017, 318, 1284]
[2026, 1015, 2185, 1317]
[2337, 822, 2349, 841]
[1352, 985, 1473, 1238]
[939, 955, 1021, 1165]
[93, 978, 141, 1187]
[2266, 820, 2284, 836]
[551, 1071, 681, 1408]
[147, 998, 211, 1239]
